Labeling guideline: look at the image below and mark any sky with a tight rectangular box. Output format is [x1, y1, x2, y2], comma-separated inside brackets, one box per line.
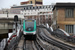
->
[0, 0, 75, 9]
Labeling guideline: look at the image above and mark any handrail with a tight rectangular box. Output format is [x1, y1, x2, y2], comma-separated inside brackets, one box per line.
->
[4, 31, 22, 50]
[59, 29, 70, 36]
[0, 39, 7, 50]
[39, 25, 75, 43]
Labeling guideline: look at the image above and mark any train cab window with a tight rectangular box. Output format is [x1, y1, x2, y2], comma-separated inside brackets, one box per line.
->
[25, 20, 34, 31]
[30, 1, 32, 4]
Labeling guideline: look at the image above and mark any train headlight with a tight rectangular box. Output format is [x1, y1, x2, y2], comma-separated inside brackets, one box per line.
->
[33, 31, 36, 35]
[23, 31, 26, 35]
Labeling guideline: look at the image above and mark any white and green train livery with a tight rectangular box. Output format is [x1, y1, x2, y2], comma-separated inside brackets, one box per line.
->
[23, 19, 36, 40]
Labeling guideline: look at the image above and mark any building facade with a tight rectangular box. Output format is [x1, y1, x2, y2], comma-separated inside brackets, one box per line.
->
[53, 3, 75, 35]
[0, 0, 43, 14]
[0, 8, 21, 14]
[0, 0, 53, 26]
[21, 5, 53, 26]
[21, 0, 43, 6]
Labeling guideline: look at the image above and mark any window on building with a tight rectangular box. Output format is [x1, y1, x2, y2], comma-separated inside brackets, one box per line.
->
[26, 7, 28, 9]
[24, 8, 25, 10]
[65, 25, 74, 33]
[30, 1, 32, 4]
[43, 6, 45, 9]
[46, 15, 48, 18]
[24, 7, 27, 10]
[36, 6, 38, 9]
[65, 8, 74, 18]
[38, 6, 39, 9]
[39, 6, 41, 9]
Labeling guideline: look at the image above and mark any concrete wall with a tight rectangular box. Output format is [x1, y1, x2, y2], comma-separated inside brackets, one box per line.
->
[0, 14, 24, 19]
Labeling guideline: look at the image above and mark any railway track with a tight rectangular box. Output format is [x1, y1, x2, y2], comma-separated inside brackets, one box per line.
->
[34, 39, 45, 50]
[23, 40, 36, 50]
[38, 28, 75, 50]
[37, 34, 62, 50]
[23, 39, 45, 50]
[15, 31, 45, 50]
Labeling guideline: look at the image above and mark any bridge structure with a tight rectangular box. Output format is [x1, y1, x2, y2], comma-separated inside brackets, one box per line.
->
[0, 21, 75, 50]
[0, 15, 23, 50]
[0, 6, 75, 50]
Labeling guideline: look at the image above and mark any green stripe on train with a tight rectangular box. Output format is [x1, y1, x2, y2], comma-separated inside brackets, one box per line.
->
[23, 20, 25, 31]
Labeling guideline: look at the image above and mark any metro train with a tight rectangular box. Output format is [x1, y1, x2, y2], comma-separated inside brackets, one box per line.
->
[23, 19, 36, 40]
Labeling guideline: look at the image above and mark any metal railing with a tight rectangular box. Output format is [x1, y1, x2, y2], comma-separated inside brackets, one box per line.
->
[52, 31, 75, 43]
[0, 39, 7, 50]
[4, 31, 23, 50]
[39, 25, 75, 43]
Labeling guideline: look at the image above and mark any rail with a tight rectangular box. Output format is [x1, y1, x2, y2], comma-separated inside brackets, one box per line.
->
[35, 40, 45, 50]
[23, 39, 44, 50]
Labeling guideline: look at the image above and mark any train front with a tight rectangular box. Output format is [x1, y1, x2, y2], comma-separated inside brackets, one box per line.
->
[23, 20, 36, 40]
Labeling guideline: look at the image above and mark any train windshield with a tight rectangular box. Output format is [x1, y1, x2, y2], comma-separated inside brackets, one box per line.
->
[25, 20, 34, 31]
